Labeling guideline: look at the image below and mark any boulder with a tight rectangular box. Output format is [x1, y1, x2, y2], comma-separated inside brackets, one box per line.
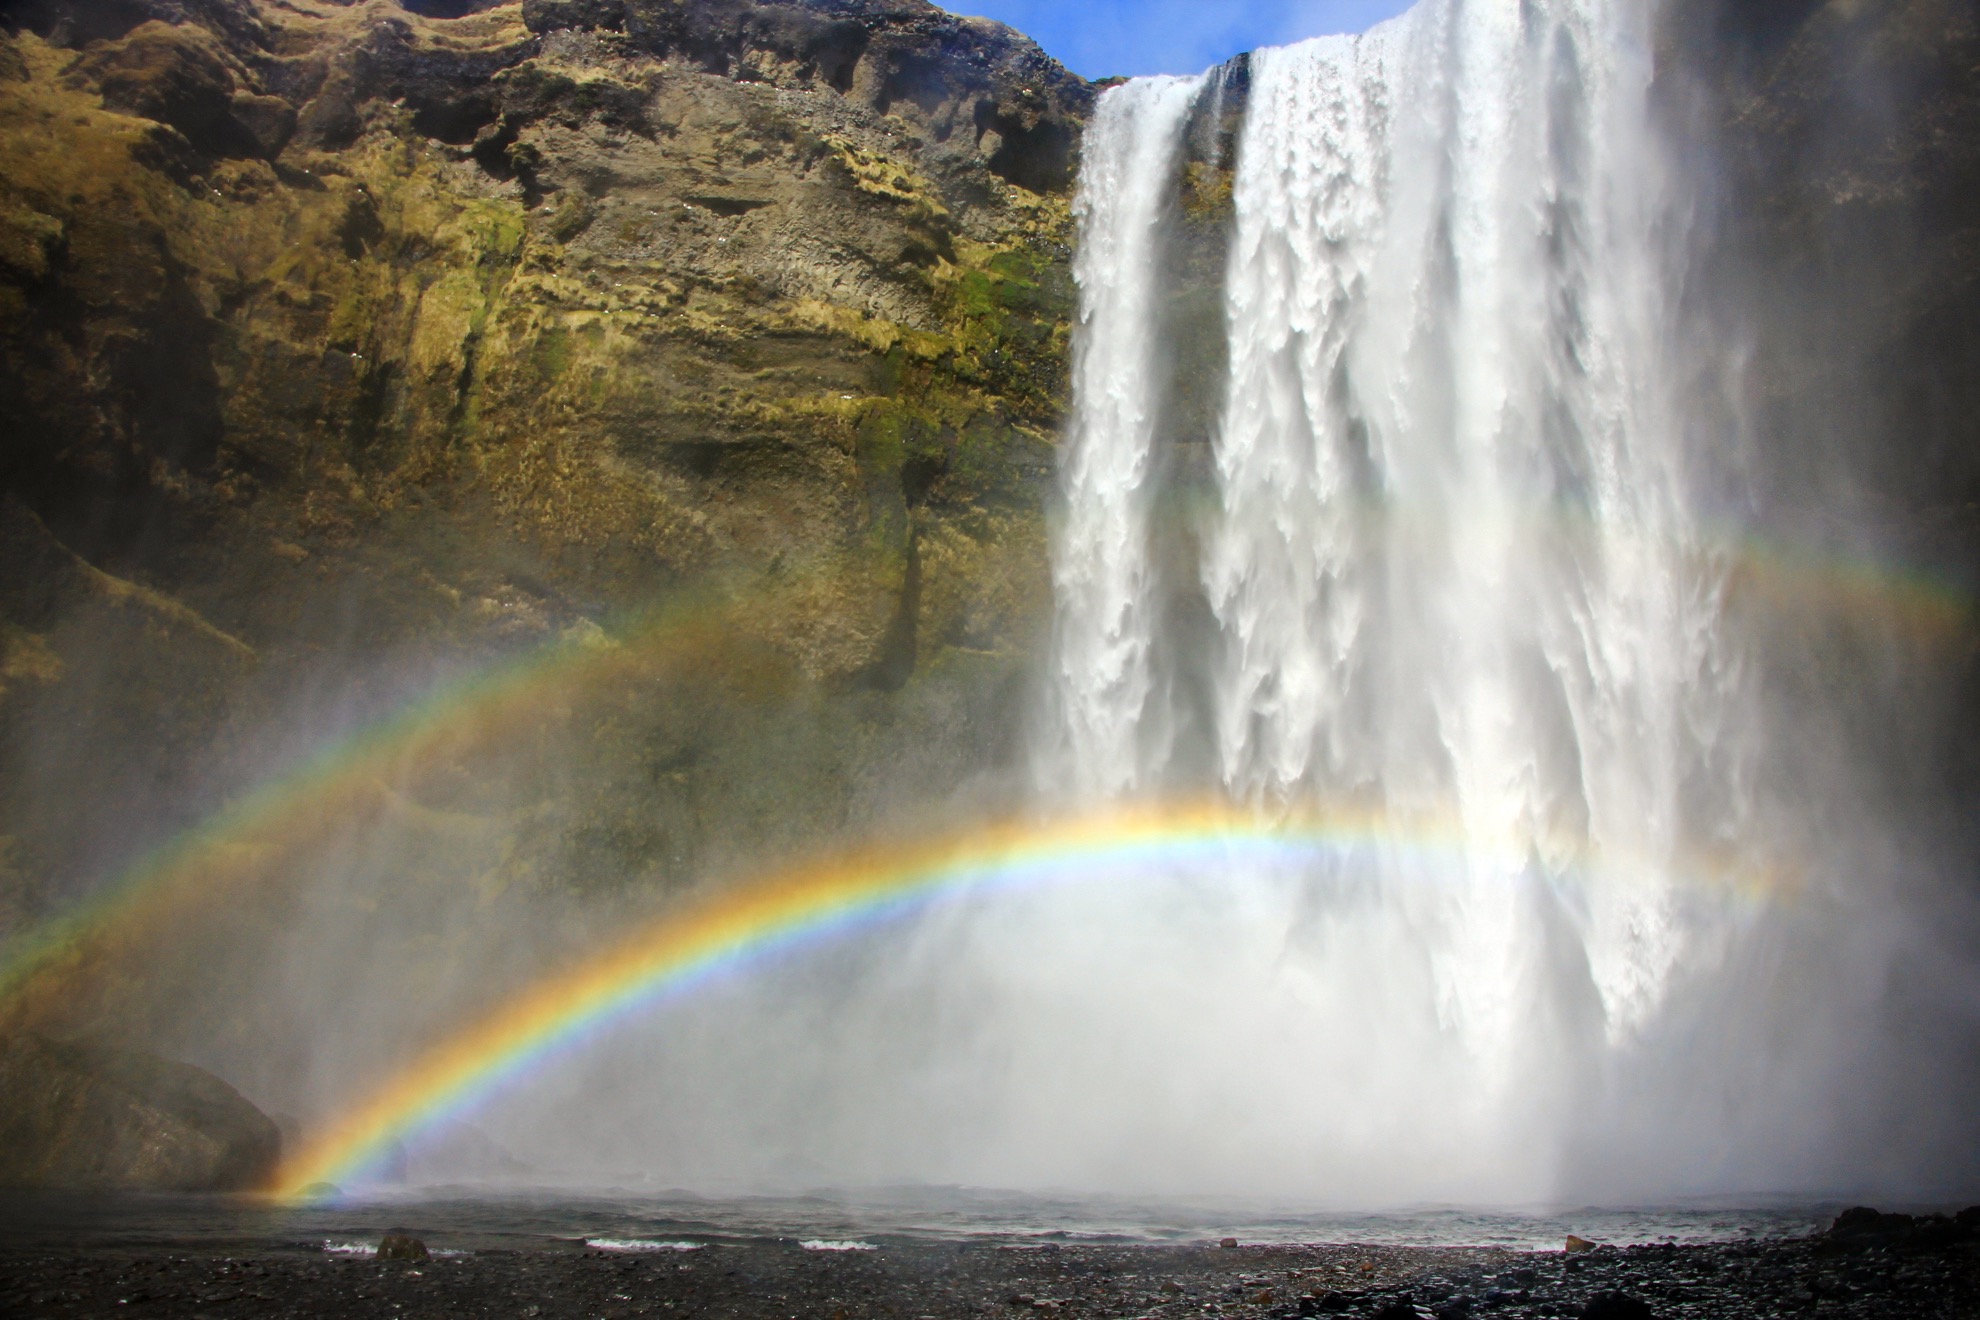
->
[1826, 1205, 1974, 1251]
[1829, 1206, 1914, 1239]
[1369, 1301, 1425, 1320]
[1576, 1294, 1653, 1320]
[0, 1035, 280, 1191]
[377, 1231, 430, 1261]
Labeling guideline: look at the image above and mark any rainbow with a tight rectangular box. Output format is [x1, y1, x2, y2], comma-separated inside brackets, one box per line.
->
[0, 515, 1961, 1032]
[268, 800, 1779, 1200]
[0, 584, 756, 1024]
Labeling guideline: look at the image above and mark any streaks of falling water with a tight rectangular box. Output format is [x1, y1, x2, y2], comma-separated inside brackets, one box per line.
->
[1040, 0, 1770, 1198]
[1039, 73, 1205, 801]
[1205, 0, 1743, 1035]
[1212, 4, 1719, 828]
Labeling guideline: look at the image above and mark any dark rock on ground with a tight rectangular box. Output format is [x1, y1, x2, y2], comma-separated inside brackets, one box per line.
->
[1825, 1204, 1980, 1252]
[1575, 1292, 1652, 1320]
[0, 1034, 280, 1191]
[376, 1231, 430, 1261]
[3, 1228, 1980, 1320]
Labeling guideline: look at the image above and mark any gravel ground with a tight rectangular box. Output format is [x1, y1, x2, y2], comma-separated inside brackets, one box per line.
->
[2, 1214, 1977, 1319]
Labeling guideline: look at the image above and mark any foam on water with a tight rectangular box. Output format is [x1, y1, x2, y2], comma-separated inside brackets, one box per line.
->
[586, 1239, 705, 1253]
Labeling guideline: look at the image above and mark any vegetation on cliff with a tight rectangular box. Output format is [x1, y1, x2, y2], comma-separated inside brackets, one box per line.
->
[0, 0, 1088, 1110]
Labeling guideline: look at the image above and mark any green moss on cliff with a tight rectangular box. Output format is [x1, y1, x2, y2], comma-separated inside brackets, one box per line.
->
[0, 0, 1082, 1003]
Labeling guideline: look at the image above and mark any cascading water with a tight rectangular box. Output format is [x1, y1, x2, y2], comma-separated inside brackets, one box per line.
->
[267, 0, 1969, 1210]
[1025, 0, 1820, 1202]
[1200, 0, 1742, 1059]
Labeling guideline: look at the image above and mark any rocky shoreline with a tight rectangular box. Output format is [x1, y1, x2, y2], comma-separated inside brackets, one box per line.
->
[3, 1209, 1978, 1319]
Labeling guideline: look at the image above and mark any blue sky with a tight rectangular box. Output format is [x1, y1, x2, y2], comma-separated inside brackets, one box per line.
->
[939, 0, 1415, 80]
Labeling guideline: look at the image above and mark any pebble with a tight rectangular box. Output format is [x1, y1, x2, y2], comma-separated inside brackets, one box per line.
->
[2, 1210, 1976, 1319]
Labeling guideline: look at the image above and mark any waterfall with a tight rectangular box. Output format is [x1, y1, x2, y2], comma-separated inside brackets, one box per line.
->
[446, 0, 1951, 1210]
[1039, 0, 1781, 1199]
[1040, 74, 1205, 799]
[1206, 0, 1749, 1024]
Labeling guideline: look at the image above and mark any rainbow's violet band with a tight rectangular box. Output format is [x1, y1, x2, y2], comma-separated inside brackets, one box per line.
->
[268, 800, 1779, 1201]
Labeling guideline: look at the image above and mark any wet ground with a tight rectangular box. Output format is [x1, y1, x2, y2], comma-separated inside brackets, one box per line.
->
[3, 1219, 1978, 1319]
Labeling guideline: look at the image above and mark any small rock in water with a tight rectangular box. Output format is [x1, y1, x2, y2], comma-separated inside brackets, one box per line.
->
[377, 1232, 429, 1262]
[1564, 1235, 1598, 1254]
[1220, 1237, 1240, 1249]
[1576, 1293, 1652, 1320]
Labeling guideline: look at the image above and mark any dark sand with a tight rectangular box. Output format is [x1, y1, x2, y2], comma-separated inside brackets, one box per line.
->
[3, 1231, 1978, 1319]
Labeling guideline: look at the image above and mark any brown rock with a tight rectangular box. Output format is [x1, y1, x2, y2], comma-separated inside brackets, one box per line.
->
[0, 1034, 281, 1191]
[1565, 1235, 1599, 1254]
[68, 21, 248, 155]
[377, 1232, 431, 1262]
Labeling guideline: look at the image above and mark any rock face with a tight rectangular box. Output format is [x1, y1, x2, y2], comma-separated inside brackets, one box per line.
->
[1658, 0, 1980, 843]
[1663, 0, 1980, 528]
[0, 1034, 281, 1190]
[0, 0, 1088, 1075]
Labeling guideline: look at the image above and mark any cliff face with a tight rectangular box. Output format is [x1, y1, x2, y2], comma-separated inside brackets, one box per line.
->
[0, 0, 1089, 942]
[1658, 0, 1980, 824]
[1663, 0, 1980, 530]
[0, 0, 1091, 1075]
